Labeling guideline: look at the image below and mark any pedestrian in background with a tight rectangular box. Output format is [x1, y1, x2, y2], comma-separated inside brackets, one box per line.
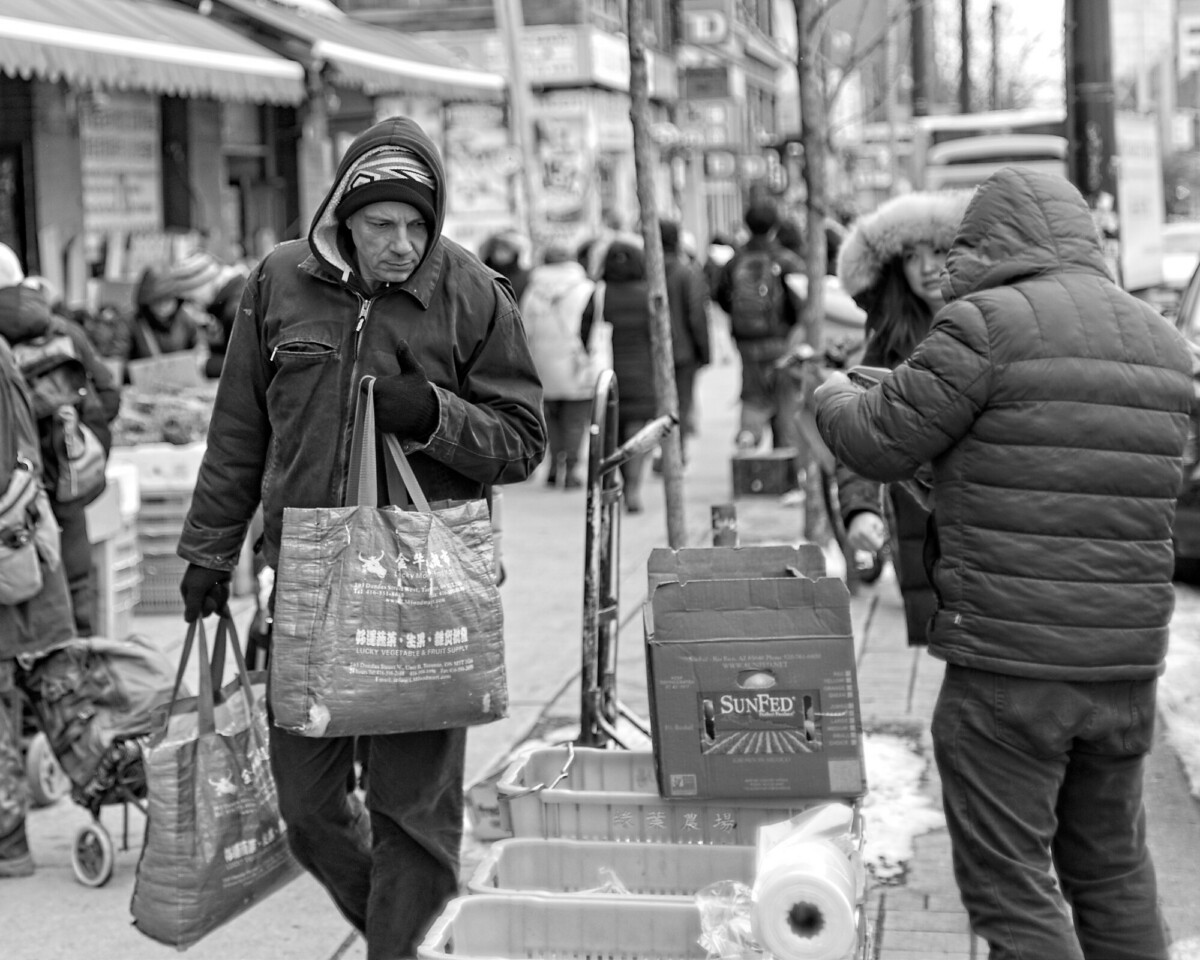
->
[158, 250, 249, 379]
[519, 240, 596, 489]
[581, 237, 655, 513]
[0, 249, 120, 635]
[176, 115, 545, 959]
[834, 190, 971, 645]
[713, 199, 806, 475]
[815, 167, 1190, 960]
[479, 228, 531, 303]
[127, 265, 202, 361]
[659, 219, 711, 464]
[0, 321, 75, 878]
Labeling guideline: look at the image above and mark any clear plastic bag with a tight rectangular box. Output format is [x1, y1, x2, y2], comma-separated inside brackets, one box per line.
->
[696, 879, 761, 960]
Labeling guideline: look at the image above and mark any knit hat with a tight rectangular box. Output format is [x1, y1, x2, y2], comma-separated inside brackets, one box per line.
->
[836, 190, 974, 302]
[136, 266, 177, 306]
[168, 251, 223, 303]
[0, 243, 25, 287]
[334, 145, 437, 226]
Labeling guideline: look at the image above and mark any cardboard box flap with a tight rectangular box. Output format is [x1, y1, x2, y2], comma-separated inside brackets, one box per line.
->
[647, 544, 827, 591]
[646, 577, 852, 640]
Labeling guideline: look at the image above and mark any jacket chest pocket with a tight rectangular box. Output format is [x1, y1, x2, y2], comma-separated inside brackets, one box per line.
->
[271, 337, 341, 366]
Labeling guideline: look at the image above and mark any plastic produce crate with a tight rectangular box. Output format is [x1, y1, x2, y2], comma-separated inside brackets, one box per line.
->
[469, 838, 757, 900]
[91, 515, 142, 640]
[136, 552, 188, 613]
[419, 893, 871, 960]
[496, 746, 854, 844]
[417, 894, 707, 960]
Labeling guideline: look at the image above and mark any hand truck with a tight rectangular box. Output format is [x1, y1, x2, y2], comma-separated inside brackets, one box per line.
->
[577, 369, 677, 748]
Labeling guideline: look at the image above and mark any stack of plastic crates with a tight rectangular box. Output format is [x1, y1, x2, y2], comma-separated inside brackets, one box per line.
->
[109, 443, 205, 615]
[417, 746, 870, 960]
[86, 462, 142, 640]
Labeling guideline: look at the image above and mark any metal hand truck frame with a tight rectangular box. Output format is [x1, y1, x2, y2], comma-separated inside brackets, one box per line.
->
[577, 369, 676, 748]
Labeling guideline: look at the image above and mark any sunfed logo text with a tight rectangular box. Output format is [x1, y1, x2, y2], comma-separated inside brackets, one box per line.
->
[718, 693, 797, 718]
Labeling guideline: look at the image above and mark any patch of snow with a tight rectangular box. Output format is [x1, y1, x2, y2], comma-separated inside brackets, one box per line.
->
[860, 731, 945, 881]
[1160, 586, 1200, 798]
[1172, 936, 1200, 960]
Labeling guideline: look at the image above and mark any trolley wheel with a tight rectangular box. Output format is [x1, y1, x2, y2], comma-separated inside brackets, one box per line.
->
[71, 822, 115, 887]
[25, 732, 70, 807]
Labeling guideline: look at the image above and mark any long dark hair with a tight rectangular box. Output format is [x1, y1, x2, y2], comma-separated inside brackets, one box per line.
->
[859, 258, 935, 368]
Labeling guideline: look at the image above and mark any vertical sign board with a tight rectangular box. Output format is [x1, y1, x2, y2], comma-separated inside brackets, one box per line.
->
[79, 92, 162, 247]
[442, 101, 517, 253]
[1115, 112, 1165, 291]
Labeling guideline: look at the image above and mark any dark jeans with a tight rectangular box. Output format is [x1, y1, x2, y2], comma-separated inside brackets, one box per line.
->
[544, 398, 591, 475]
[269, 725, 466, 960]
[932, 665, 1168, 960]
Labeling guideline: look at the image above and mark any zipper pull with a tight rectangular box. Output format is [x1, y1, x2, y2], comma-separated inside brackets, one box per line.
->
[355, 297, 370, 333]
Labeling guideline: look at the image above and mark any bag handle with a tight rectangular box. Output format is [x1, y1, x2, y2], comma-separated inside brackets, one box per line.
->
[348, 376, 432, 513]
[168, 619, 216, 736]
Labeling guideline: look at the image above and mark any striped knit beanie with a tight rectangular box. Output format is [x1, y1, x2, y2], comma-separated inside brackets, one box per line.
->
[335, 145, 436, 226]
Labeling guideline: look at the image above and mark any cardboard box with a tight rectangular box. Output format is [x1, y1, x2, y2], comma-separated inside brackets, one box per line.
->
[644, 576, 866, 800]
[647, 544, 826, 592]
[731, 448, 798, 496]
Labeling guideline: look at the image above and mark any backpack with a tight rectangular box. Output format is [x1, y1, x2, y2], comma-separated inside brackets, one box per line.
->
[11, 334, 107, 505]
[728, 251, 786, 340]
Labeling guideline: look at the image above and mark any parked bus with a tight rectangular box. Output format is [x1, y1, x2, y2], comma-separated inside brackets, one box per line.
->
[910, 108, 1069, 191]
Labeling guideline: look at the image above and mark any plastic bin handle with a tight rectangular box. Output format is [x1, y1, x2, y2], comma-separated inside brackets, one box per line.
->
[503, 741, 576, 801]
[417, 895, 465, 960]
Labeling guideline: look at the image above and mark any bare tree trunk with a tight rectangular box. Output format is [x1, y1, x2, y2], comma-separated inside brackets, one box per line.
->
[628, 0, 685, 547]
[794, 0, 831, 544]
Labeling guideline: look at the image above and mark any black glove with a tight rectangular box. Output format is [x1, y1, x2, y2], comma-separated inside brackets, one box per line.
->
[180, 563, 232, 623]
[373, 341, 438, 439]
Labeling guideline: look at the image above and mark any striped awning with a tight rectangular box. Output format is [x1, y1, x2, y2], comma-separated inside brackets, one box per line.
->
[0, 0, 305, 104]
[214, 0, 507, 101]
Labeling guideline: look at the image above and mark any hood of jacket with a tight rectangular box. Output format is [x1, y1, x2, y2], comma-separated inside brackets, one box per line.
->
[0, 284, 54, 344]
[941, 166, 1112, 302]
[307, 116, 447, 284]
[837, 190, 973, 301]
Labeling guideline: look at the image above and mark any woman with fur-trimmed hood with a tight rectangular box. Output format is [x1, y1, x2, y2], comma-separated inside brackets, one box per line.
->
[835, 190, 972, 645]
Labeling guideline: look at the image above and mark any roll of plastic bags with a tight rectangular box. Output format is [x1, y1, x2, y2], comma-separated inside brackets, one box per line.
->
[750, 804, 861, 960]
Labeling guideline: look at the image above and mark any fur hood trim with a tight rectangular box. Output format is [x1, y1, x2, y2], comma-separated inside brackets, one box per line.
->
[836, 190, 974, 298]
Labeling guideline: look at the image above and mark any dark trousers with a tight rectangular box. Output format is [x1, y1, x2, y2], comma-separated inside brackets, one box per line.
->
[53, 498, 93, 636]
[932, 665, 1169, 960]
[269, 725, 466, 960]
[737, 350, 803, 467]
[544, 398, 591, 475]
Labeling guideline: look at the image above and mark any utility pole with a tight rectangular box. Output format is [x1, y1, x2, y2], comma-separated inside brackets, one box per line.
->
[910, 0, 930, 116]
[959, 0, 971, 112]
[493, 0, 540, 242]
[990, 1, 1000, 109]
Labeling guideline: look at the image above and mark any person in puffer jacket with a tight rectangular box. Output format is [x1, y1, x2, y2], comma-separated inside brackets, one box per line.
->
[815, 167, 1192, 960]
[176, 116, 545, 959]
[835, 190, 972, 644]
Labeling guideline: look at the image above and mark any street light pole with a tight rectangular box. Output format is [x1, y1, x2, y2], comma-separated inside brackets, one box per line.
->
[493, 0, 540, 242]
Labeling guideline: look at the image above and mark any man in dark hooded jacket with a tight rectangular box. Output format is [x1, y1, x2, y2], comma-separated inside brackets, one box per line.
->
[176, 116, 545, 957]
[815, 168, 1192, 960]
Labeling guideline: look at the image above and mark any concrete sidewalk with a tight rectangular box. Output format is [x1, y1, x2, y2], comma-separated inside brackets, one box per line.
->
[9, 359, 1200, 959]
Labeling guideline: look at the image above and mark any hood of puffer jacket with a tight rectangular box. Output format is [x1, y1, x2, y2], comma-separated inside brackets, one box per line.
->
[941, 166, 1112, 302]
[523, 260, 589, 304]
[0, 283, 54, 344]
[307, 116, 447, 281]
[836, 190, 973, 301]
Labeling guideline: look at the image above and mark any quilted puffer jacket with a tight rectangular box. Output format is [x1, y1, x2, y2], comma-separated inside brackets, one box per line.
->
[815, 167, 1193, 680]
